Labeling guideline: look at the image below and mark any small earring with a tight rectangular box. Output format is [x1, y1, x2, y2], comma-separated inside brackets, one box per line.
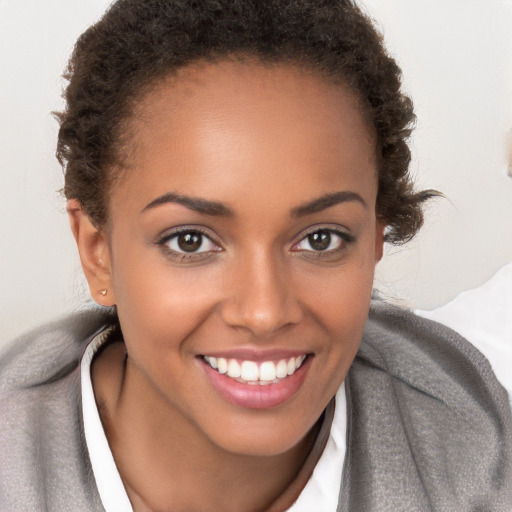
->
[99, 289, 108, 296]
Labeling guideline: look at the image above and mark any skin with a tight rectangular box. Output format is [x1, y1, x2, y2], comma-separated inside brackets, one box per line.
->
[69, 59, 384, 512]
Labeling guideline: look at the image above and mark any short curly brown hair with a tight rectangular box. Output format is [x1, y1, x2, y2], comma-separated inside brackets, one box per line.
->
[57, 0, 437, 243]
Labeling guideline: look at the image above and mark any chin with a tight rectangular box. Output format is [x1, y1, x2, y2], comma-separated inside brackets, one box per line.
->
[201, 410, 320, 458]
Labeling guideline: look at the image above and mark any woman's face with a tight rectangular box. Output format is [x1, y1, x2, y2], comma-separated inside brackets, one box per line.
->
[94, 60, 383, 456]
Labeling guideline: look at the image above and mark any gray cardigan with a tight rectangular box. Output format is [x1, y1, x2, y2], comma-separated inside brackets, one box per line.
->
[1, 301, 511, 511]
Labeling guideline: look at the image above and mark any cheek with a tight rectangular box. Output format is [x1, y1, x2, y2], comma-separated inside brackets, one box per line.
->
[110, 243, 222, 358]
[298, 236, 376, 322]
[310, 271, 372, 361]
[296, 239, 376, 371]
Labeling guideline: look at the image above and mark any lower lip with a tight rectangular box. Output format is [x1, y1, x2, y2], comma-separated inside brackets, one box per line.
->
[200, 357, 311, 409]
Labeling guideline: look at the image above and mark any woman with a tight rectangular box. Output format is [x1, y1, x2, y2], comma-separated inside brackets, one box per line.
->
[1, 1, 510, 511]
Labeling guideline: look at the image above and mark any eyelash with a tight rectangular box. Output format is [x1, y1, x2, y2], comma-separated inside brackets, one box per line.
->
[292, 226, 355, 259]
[156, 227, 222, 263]
[156, 225, 355, 263]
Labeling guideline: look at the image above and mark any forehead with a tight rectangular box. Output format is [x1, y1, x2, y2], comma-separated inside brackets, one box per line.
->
[111, 59, 377, 216]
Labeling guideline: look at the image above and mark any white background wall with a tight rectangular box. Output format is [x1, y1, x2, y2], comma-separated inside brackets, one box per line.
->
[1, 0, 511, 342]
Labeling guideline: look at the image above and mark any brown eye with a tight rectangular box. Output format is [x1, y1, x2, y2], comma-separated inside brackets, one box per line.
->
[294, 227, 353, 254]
[162, 230, 219, 254]
[307, 231, 331, 251]
[177, 232, 202, 252]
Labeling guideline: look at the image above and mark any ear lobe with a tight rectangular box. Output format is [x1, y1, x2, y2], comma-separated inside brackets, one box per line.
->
[67, 199, 116, 306]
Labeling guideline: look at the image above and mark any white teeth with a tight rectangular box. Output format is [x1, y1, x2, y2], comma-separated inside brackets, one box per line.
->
[227, 359, 241, 378]
[217, 357, 228, 374]
[276, 359, 288, 379]
[203, 355, 307, 383]
[240, 361, 259, 381]
[259, 361, 277, 381]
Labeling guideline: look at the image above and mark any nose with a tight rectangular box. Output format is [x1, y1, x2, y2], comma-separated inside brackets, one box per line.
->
[220, 249, 303, 338]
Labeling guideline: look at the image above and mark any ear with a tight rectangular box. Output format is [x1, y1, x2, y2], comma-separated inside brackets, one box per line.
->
[374, 220, 386, 263]
[67, 199, 116, 306]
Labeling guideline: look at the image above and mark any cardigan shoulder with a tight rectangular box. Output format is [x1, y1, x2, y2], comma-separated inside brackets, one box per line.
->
[0, 307, 113, 512]
[339, 300, 512, 512]
[0, 306, 114, 390]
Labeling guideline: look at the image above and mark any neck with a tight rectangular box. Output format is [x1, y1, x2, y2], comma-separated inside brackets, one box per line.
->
[92, 342, 319, 512]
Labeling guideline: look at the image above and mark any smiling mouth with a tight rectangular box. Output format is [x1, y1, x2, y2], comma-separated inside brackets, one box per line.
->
[201, 355, 308, 385]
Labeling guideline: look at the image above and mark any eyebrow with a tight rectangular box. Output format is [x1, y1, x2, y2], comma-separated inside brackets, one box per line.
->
[142, 190, 366, 218]
[142, 192, 234, 217]
[291, 191, 367, 218]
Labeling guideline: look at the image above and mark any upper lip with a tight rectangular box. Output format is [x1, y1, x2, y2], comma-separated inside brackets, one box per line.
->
[199, 348, 311, 362]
